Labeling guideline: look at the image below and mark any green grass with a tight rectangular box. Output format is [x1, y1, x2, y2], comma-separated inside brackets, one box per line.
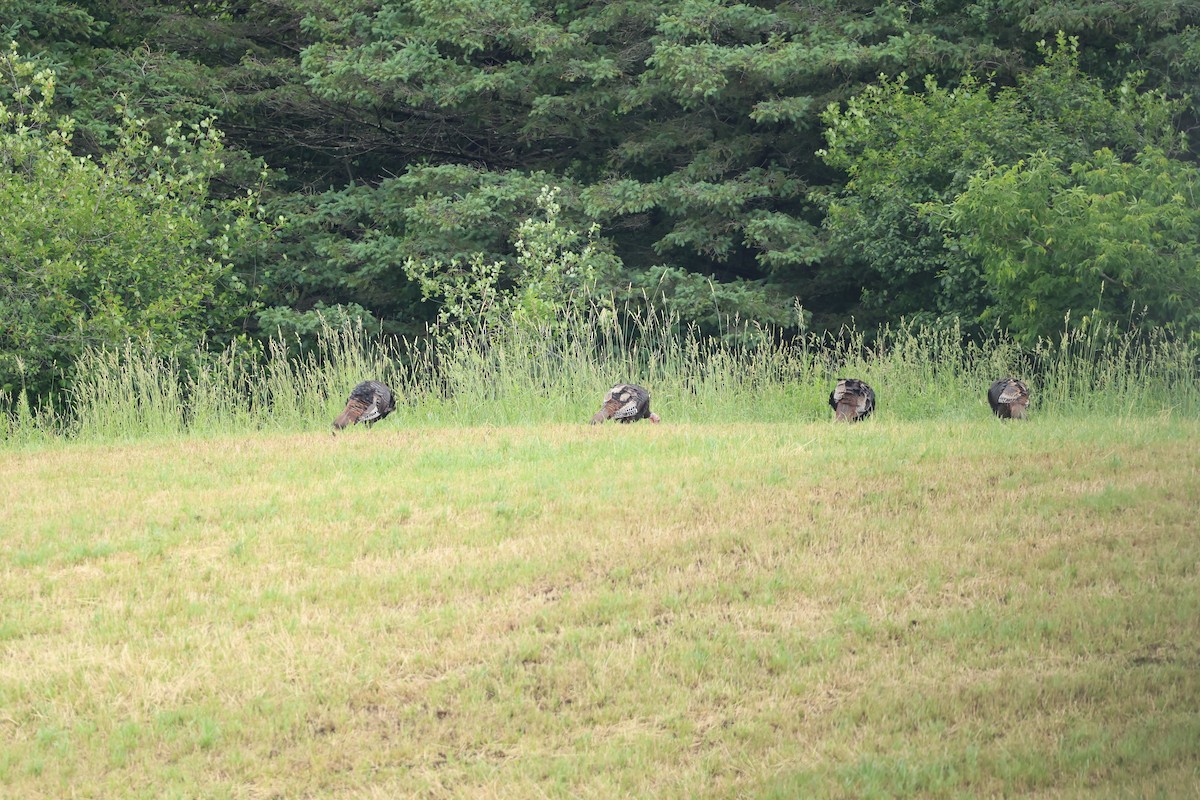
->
[4, 310, 1198, 443]
[2, 417, 1198, 798]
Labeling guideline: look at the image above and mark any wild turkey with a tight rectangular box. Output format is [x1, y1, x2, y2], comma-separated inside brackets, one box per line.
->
[333, 380, 396, 430]
[988, 377, 1030, 419]
[591, 383, 660, 424]
[829, 378, 875, 422]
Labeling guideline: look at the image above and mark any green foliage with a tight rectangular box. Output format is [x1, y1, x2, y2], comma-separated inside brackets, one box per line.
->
[939, 147, 1200, 343]
[629, 265, 797, 335]
[819, 35, 1189, 331]
[510, 187, 622, 328]
[403, 253, 511, 337]
[1, 0, 101, 43]
[260, 167, 566, 340]
[289, 0, 986, 328]
[255, 301, 379, 344]
[5, 2, 1200, 354]
[401, 185, 620, 345]
[0, 44, 266, 401]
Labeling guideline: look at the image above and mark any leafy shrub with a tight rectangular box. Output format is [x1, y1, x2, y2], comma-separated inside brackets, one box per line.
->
[0, 44, 267, 404]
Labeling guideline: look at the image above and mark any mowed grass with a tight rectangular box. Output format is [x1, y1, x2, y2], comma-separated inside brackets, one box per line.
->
[1, 417, 1198, 798]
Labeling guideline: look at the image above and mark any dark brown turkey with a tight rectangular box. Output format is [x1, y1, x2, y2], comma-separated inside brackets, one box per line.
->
[988, 378, 1030, 419]
[591, 383, 660, 424]
[829, 378, 875, 422]
[333, 380, 396, 430]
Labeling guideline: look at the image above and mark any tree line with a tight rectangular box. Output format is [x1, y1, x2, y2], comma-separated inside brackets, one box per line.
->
[3, 0, 1199, 401]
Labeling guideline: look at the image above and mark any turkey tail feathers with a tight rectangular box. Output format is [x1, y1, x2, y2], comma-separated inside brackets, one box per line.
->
[988, 378, 1030, 419]
[333, 398, 368, 430]
[829, 378, 875, 422]
[591, 383, 655, 424]
[333, 381, 396, 430]
[591, 397, 623, 425]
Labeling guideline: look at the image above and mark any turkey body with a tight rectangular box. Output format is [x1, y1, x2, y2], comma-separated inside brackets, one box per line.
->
[988, 378, 1030, 419]
[829, 378, 875, 422]
[333, 381, 396, 430]
[591, 383, 660, 424]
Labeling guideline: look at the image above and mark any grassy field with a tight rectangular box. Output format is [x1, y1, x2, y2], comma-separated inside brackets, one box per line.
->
[2, 416, 1198, 798]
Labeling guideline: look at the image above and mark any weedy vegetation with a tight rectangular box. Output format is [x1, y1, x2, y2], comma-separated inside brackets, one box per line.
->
[2, 303, 1198, 442]
[1, 311, 1199, 798]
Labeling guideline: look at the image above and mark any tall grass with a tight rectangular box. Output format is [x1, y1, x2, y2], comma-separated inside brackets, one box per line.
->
[2, 307, 1198, 443]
